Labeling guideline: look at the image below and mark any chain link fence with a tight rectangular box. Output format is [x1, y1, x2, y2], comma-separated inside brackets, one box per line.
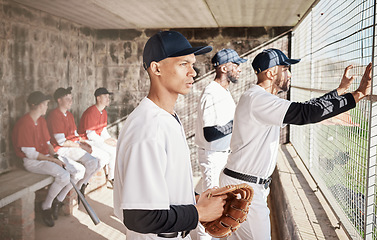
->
[290, 0, 377, 238]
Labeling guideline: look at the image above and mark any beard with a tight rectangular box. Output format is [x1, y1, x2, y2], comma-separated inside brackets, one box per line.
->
[279, 84, 290, 92]
[275, 77, 290, 92]
[227, 71, 239, 84]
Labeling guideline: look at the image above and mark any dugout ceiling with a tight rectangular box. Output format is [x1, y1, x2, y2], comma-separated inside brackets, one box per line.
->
[11, 0, 316, 29]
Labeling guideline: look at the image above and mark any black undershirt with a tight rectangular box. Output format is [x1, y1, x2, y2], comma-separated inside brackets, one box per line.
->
[203, 120, 233, 142]
[283, 90, 356, 125]
[123, 205, 198, 234]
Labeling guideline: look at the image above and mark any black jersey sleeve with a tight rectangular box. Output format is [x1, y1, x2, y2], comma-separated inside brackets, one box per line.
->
[123, 205, 198, 234]
[203, 120, 233, 142]
[283, 90, 356, 125]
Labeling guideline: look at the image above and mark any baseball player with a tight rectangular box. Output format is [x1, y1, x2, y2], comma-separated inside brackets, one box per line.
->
[219, 48, 372, 240]
[193, 49, 247, 240]
[12, 91, 85, 227]
[47, 87, 99, 201]
[78, 87, 116, 186]
[113, 31, 227, 240]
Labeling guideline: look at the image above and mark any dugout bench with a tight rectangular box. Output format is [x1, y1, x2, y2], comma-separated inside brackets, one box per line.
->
[0, 169, 54, 240]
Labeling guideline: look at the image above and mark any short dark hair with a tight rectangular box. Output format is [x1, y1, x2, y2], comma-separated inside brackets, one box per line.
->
[53, 87, 72, 102]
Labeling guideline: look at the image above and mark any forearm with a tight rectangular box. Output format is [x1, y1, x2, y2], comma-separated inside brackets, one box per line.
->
[61, 140, 80, 148]
[123, 205, 198, 234]
[283, 90, 356, 125]
[351, 89, 368, 103]
[48, 143, 56, 156]
[203, 120, 233, 142]
[87, 130, 104, 142]
[37, 153, 57, 162]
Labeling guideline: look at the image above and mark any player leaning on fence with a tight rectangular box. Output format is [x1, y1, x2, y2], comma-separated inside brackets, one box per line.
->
[219, 48, 372, 240]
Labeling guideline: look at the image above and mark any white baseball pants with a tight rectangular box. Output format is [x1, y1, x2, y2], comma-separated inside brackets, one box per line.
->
[57, 147, 98, 188]
[23, 156, 84, 209]
[193, 148, 228, 240]
[86, 140, 116, 180]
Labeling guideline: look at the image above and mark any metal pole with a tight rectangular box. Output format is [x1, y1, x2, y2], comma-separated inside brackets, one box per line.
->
[364, 0, 377, 238]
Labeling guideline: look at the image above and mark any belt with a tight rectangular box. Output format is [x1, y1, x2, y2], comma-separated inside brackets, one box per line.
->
[157, 230, 190, 238]
[223, 168, 272, 189]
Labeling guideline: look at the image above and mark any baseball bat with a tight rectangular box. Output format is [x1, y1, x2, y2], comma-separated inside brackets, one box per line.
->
[70, 179, 100, 225]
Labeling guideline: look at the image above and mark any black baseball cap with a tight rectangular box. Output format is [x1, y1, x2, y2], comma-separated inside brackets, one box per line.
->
[27, 91, 51, 106]
[211, 49, 247, 67]
[142, 31, 213, 70]
[54, 87, 72, 101]
[94, 87, 113, 97]
[252, 48, 300, 74]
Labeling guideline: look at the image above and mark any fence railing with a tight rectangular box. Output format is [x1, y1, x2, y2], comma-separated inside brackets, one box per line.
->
[290, 0, 377, 238]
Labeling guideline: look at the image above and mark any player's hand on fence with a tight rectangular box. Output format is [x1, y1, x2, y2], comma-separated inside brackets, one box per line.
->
[79, 141, 92, 154]
[352, 62, 372, 103]
[195, 188, 227, 222]
[337, 65, 354, 95]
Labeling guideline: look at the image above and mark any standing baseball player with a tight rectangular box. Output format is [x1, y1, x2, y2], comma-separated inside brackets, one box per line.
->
[195, 48, 247, 192]
[219, 48, 372, 239]
[47, 87, 99, 202]
[193, 49, 246, 240]
[113, 30, 227, 239]
[12, 91, 85, 227]
[78, 87, 116, 186]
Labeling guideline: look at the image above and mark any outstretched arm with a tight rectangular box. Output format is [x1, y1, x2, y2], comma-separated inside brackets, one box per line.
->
[284, 63, 372, 125]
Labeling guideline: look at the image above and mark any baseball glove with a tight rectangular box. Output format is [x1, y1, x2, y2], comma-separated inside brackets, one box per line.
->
[201, 183, 254, 238]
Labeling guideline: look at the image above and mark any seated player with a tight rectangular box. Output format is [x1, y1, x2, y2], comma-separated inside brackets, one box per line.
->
[12, 91, 84, 227]
[47, 87, 99, 198]
[78, 88, 116, 186]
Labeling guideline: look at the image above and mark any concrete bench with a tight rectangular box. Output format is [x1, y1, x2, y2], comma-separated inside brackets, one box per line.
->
[0, 165, 108, 240]
[0, 169, 53, 240]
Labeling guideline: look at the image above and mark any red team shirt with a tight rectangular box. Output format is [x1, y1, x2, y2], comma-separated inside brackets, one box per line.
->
[78, 105, 108, 140]
[47, 108, 80, 151]
[12, 114, 51, 158]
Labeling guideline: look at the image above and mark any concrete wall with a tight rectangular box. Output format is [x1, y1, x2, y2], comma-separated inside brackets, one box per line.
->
[0, 0, 291, 173]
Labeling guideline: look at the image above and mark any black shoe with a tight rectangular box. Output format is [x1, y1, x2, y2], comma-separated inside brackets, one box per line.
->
[52, 199, 64, 220]
[41, 208, 55, 227]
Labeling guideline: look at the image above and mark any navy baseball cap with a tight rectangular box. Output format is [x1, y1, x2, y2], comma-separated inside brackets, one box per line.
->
[143, 31, 213, 70]
[252, 48, 300, 74]
[54, 87, 72, 101]
[94, 87, 113, 97]
[211, 48, 247, 67]
[27, 91, 51, 106]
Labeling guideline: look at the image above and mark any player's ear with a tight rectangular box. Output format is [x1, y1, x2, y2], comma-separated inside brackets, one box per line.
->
[265, 69, 272, 79]
[149, 62, 161, 76]
[220, 65, 227, 73]
[265, 67, 276, 80]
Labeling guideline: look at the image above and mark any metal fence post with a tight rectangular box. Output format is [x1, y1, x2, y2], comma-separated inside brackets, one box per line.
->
[365, 1, 377, 238]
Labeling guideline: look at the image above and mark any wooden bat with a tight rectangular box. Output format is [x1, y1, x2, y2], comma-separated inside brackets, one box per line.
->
[70, 179, 100, 225]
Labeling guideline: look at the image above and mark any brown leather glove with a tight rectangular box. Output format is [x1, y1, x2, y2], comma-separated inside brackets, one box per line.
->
[201, 183, 254, 238]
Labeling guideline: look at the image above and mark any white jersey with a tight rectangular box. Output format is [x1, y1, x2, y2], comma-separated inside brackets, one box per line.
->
[225, 85, 291, 179]
[114, 98, 195, 238]
[195, 81, 236, 151]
